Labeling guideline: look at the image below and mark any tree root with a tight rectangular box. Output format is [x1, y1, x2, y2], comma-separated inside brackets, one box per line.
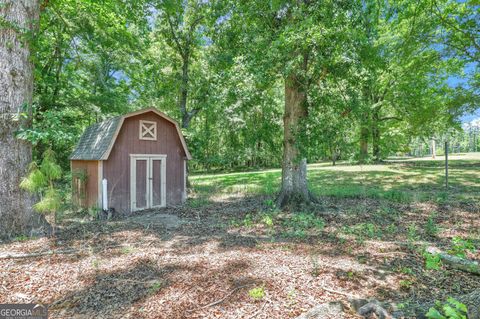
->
[275, 190, 319, 210]
[357, 301, 392, 319]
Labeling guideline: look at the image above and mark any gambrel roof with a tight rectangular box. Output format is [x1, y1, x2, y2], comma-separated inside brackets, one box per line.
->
[70, 108, 192, 160]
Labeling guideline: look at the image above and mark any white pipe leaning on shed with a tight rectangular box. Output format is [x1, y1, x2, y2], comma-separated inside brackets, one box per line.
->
[102, 179, 108, 211]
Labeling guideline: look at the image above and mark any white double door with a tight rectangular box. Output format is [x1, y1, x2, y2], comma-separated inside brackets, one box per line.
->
[130, 155, 166, 211]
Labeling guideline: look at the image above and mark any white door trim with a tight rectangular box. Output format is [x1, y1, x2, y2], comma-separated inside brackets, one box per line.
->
[130, 154, 167, 212]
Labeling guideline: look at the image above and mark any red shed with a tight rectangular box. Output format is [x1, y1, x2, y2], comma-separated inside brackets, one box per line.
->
[70, 108, 191, 213]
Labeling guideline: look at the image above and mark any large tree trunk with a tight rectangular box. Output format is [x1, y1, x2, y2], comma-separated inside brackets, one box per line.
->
[276, 73, 311, 208]
[431, 139, 436, 159]
[0, 0, 44, 238]
[180, 54, 191, 129]
[372, 110, 380, 162]
[359, 126, 369, 163]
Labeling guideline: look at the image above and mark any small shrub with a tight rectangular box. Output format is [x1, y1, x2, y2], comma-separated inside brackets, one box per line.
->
[148, 281, 163, 295]
[14, 235, 29, 242]
[263, 198, 276, 210]
[310, 254, 320, 277]
[424, 252, 442, 270]
[425, 297, 468, 319]
[242, 213, 255, 228]
[92, 259, 100, 269]
[396, 267, 413, 275]
[386, 224, 398, 234]
[448, 237, 475, 258]
[407, 224, 419, 241]
[248, 286, 265, 300]
[425, 213, 440, 236]
[20, 149, 63, 235]
[399, 279, 415, 290]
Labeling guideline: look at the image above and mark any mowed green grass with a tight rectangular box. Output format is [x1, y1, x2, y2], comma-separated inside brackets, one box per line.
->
[190, 153, 480, 204]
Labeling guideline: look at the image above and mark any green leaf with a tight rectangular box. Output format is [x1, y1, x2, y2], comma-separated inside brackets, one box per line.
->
[426, 307, 446, 319]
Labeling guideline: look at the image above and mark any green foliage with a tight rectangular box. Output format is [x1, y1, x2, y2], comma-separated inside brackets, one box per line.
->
[34, 188, 62, 214]
[20, 165, 46, 193]
[242, 213, 254, 228]
[261, 214, 274, 228]
[20, 149, 63, 222]
[148, 281, 163, 295]
[248, 286, 265, 301]
[343, 223, 382, 240]
[424, 252, 442, 270]
[13, 235, 29, 242]
[426, 213, 440, 237]
[399, 279, 415, 290]
[448, 237, 476, 258]
[407, 224, 420, 241]
[426, 297, 468, 319]
[282, 213, 324, 238]
[28, 0, 477, 173]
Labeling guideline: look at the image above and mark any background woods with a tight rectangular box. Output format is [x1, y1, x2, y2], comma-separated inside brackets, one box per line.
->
[15, 0, 476, 173]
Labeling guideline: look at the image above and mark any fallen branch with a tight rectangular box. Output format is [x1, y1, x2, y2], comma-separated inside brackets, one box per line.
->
[187, 283, 254, 312]
[426, 246, 480, 275]
[320, 285, 360, 299]
[0, 244, 124, 259]
[0, 249, 79, 259]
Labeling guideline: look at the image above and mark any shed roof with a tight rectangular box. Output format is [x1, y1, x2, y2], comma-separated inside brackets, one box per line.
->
[70, 108, 192, 160]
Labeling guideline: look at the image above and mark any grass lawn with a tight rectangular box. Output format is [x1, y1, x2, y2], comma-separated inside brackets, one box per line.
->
[1, 154, 479, 318]
[191, 153, 480, 205]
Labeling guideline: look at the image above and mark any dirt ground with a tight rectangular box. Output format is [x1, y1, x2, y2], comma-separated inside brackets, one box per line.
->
[1, 195, 479, 318]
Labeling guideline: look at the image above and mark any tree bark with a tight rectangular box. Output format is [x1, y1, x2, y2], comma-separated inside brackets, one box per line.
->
[0, 0, 45, 238]
[276, 72, 311, 208]
[372, 110, 380, 162]
[180, 54, 191, 129]
[431, 139, 436, 159]
[359, 125, 369, 163]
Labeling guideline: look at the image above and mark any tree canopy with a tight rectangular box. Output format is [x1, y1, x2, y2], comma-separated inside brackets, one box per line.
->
[20, 0, 480, 172]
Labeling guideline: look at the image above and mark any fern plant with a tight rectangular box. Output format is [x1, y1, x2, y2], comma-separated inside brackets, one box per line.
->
[20, 149, 63, 235]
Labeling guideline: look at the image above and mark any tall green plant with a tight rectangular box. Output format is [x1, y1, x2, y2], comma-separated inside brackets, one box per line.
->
[20, 149, 63, 235]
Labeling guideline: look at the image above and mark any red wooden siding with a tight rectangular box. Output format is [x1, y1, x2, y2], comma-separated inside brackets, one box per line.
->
[71, 160, 99, 209]
[103, 112, 186, 213]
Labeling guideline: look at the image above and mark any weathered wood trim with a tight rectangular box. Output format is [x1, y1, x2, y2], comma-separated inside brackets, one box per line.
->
[101, 108, 192, 160]
[130, 154, 167, 212]
[97, 161, 103, 209]
[129, 154, 167, 158]
[161, 157, 166, 207]
[130, 156, 136, 212]
[139, 120, 157, 141]
[182, 159, 187, 202]
[148, 157, 166, 209]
